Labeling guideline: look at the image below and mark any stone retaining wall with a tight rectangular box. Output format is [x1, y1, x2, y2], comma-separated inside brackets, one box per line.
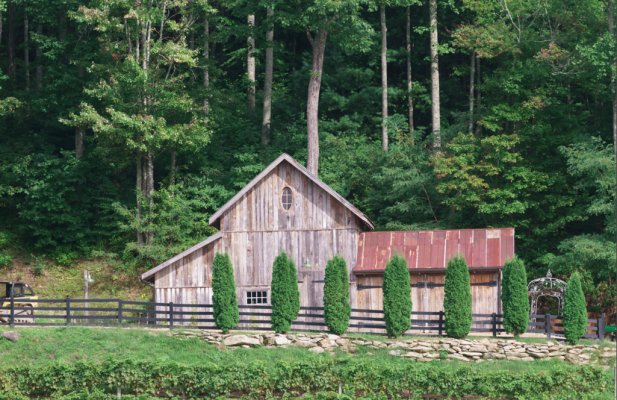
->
[168, 331, 616, 367]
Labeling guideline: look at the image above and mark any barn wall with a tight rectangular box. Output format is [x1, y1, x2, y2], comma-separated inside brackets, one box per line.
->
[218, 160, 364, 309]
[356, 271, 500, 318]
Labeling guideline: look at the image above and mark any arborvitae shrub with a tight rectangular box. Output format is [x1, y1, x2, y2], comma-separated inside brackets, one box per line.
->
[444, 256, 473, 338]
[563, 272, 588, 345]
[502, 257, 529, 337]
[271, 252, 300, 333]
[212, 252, 239, 333]
[323, 255, 351, 335]
[382, 253, 411, 337]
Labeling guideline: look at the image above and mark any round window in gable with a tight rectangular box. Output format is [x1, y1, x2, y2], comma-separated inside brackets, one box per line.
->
[281, 187, 294, 211]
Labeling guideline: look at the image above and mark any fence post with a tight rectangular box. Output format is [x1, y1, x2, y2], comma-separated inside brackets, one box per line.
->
[169, 302, 174, 330]
[598, 313, 605, 342]
[66, 297, 71, 326]
[9, 295, 14, 327]
[438, 311, 443, 336]
[118, 299, 123, 327]
[545, 314, 551, 339]
[492, 313, 497, 338]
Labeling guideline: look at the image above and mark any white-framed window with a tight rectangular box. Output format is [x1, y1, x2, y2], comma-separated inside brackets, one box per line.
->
[246, 290, 268, 304]
[281, 187, 294, 211]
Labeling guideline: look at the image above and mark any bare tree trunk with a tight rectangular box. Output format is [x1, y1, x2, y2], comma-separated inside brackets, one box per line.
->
[24, 9, 29, 91]
[136, 151, 144, 245]
[262, 8, 274, 145]
[204, 16, 209, 114]
[475, 57, 481, 136]
[247, 14, 256, 118]
[8, 3, 15, 81]
[306, 28, 327, 176]
[147, 150, 154, 242]
[75, 126, 85, 158]
[36, 24, 42, 91]
[406, 6, 414, 137]
[0, 11, 3, 45]
[429, 0, 440, 149]
[380, 6, 388, 151]
[468, 52, 475, 134]
[170, 150, 176, 197]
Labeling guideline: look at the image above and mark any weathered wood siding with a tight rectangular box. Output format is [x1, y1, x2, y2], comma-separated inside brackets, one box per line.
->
[356, 272, 500, 326]
[218, 160, 363, 309]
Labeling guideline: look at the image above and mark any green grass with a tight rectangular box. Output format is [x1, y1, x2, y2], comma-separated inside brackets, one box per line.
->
[1, 326, 613, 375]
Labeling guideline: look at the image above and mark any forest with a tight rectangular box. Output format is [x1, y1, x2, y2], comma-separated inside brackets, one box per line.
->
[0, 0, 615, 321]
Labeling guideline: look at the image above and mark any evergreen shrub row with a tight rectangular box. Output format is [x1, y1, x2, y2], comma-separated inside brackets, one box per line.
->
[0, 358, 611, 399]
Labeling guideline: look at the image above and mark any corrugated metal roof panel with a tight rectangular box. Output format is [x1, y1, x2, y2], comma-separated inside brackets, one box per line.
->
[353, 228, 515, 273]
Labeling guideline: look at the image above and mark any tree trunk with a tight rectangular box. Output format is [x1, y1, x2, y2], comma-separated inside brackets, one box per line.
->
[136, 151, 144, 245]
[247, 14, 256, 118]
[8, 3, 15, 81]
[380, 6, 388, 152]
[36, 24, 42, 91]
[429, 0, 440, 149]
[306, 28, 327, 176]
[262, 8, 274, 145]
[147, 150, 154, 243]
[75, 126, 85, 158]
[24, 9, 29, 91]
[0, 11, 3, 45]
[170, 150, 176, 197]
[204, 16, 209, 114]
[468, 52, 475, 134]
[406, 6, 414, 137]
[475, 56, 481, 136]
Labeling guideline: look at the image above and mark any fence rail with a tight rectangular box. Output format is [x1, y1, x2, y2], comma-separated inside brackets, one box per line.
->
[0, 298, 606, 340]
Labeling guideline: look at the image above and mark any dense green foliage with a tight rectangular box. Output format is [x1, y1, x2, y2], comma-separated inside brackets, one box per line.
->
[382, 253, 411, 337]
[502, 257, 530, 337]
[444, 256, 472, 338]
[323, 255, 351, 335]
[270, 252, 300, 333]
[0, 357, 613, 399]
[211, 252, 239, 333]
[563, 272, 589, 345]
[0, 0, 615, 320]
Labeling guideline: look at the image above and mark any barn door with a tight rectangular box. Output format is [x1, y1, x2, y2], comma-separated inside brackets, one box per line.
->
[470, 272, 499, 331]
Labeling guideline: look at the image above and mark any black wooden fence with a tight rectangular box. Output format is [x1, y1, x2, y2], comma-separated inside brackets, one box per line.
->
[0, 298, 606, 340]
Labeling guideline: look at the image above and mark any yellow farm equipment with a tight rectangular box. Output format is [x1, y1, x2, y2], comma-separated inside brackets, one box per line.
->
[0, 282, 36, 324]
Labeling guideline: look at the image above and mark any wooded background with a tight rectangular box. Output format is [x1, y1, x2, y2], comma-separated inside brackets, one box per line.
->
[0, 0, 615, 321]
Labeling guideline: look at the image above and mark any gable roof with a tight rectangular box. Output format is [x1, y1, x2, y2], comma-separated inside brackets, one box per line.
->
[140, 232, 222, 281]
[208, 153, 374, 230]
[353, 228, 514, 273]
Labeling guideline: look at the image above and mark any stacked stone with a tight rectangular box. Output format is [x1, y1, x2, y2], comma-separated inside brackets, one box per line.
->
[166, 331, 615, 367]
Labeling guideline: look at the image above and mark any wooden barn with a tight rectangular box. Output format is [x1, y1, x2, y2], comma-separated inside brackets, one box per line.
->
[140, 153, 514, 318]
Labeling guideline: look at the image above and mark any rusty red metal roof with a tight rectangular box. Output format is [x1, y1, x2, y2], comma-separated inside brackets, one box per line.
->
[353, 228, 514, 273]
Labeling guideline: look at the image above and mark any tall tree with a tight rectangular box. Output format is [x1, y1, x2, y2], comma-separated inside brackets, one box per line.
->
[502, 257, 529, 337]
[468, 52, 475, 134]
[323, 255, 351, 335]
[429, 0, 440, 149]
[444, 256, 473, 338]
[8, 2, 15, 81]
[380, 5, 388, 151]
[64, 0, 211, 245]
[562, 272, 588, 345]
[270, 252, 300, 333]
[262, 7, 274, 145]
[212, 252, 240, 333]
[294, 0, 372, 175]
[406, 5, 414, 136]
[247, 14, 256, 118]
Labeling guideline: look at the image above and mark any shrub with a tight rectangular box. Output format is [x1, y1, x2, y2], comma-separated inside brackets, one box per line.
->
[563, 272, 588, 344]
[271, 252, 300, 333]
[0, 253, 12, 268]
[502, 257, 529, 337]
[323, 255, 351, 335]
[212, 252, 239, 333]
[444, 256, 472, 338]
[382, 253, 411, 337]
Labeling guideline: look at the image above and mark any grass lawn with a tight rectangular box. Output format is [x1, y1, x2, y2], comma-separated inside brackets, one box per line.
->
[0, 326, 613, 374]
